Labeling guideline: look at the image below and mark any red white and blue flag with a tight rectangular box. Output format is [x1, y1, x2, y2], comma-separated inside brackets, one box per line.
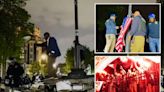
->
[115, 17, 132, 52]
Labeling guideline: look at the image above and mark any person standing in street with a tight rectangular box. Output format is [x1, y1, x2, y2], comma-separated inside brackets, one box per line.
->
[104, 13, 119, 52]
[129, 11, 147, 52]
[43, 32, 61, 77]
[147, 13, 160, 52]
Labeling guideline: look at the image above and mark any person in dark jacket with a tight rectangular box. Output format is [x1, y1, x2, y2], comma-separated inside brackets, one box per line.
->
[6, 57, 24, 87]
[44, 32, 61, 77]
[147, 13, 160, 52]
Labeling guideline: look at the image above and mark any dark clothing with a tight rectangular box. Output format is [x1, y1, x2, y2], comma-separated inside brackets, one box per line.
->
[6, 62, 24, 87]
[147, 21, 159, 38]
[47, 37, 61, 57]
[36, 37, 61, 57]
[7, 62, 24, 77]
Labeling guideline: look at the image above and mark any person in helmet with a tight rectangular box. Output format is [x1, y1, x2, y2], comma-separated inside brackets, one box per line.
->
[147, 13, 160, 52]
[104, 13, 119, 52]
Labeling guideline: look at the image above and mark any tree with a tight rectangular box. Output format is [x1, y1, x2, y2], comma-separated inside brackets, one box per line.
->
[62, 46, 94, 74]
[0, 0, 34, 77]
[0, 0, 34, 63]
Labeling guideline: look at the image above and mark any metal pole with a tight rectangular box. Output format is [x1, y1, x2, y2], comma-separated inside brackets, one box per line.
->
[125, 4, 132, 52]
[128, 4, 132, 17]
[74, 0, 78, 30]
[74, 0, 80, 69]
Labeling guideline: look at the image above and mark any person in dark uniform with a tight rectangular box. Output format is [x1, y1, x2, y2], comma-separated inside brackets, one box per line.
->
[6, 57, 24, 87]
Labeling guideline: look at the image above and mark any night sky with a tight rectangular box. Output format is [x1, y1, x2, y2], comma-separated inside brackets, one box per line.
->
[25, 0, 157, 64]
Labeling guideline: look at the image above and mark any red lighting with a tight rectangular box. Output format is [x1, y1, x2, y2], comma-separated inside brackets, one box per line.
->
[96, 56, 160, 92]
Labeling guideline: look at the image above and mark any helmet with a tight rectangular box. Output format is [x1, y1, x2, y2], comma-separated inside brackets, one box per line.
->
[110, 13, 116, 17]
[6, 57, 16, 63]
[148, 13, 155, 19]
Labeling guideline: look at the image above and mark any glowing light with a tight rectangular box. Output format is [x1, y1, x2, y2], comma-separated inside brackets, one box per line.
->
[41, 54, 47, 61]
[53, 62, 57, 69]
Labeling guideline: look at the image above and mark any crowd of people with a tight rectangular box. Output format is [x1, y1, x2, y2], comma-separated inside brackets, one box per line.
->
[104, 11, 159, 52]
[96, 66, 159, 92]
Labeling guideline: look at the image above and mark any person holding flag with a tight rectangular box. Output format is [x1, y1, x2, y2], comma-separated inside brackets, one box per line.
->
[115, 16, 132, 52]
[115, 5, 133, 52]
[129, 11, 147, 52]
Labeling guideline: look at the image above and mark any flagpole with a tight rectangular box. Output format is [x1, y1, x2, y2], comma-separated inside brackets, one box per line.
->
[74, 0, 80, 69]
[68, 0, 86, 78]
[125, 4, 132, 52]
[128, 4, 132, 17]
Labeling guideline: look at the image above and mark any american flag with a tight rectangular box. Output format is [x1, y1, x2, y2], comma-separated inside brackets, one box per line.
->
[115, 17, 132, 52]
